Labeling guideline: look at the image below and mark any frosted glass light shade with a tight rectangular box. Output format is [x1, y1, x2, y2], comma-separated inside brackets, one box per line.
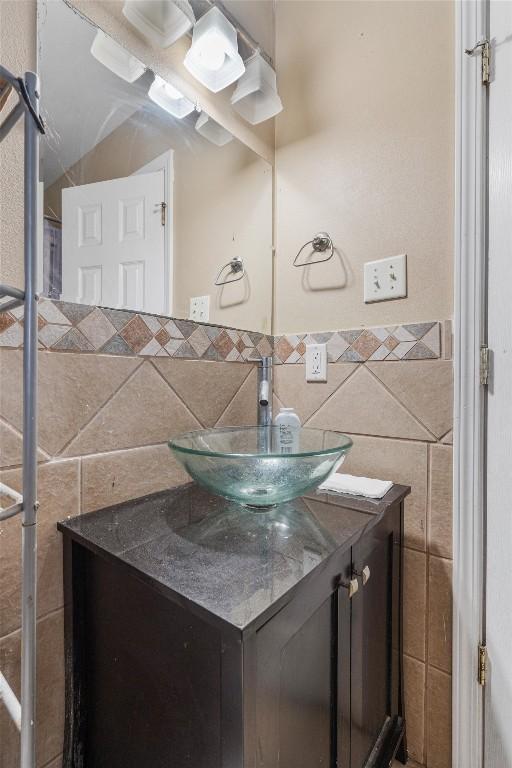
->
[122, 0, 195, 48]
[148, 75, 195, 118]
[195, 112, 233, 146]
[90, 30, 145, 83]
[231, 54, 283, 124]
[184, 7, 245, 93]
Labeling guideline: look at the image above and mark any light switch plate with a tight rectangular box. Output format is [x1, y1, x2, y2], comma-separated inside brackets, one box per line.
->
[306, 343, 327, 382]
[364, 254, 407, 303]
[189, 295, 210, 322]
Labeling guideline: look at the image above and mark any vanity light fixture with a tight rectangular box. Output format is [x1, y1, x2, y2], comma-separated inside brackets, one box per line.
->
[184, 6, 245, 93]
[90, 29, 145, 83]
[148, 75, 195, 118]
[231, 53, 283, 124]
[122, 0, 195, 49]
[195, 112, 233, 146]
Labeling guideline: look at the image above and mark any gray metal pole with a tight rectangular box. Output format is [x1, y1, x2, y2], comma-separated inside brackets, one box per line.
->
[20, 70, 39, 768]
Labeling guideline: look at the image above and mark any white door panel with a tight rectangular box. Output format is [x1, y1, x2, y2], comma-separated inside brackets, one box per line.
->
[485, 3, 512, 766]
[62, 170, 165, 314]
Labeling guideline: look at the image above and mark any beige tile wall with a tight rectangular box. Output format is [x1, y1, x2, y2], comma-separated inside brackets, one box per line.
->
[0, 350, 257, 768]
[0, 349, 452, 767]
[274, 359, 453, 767]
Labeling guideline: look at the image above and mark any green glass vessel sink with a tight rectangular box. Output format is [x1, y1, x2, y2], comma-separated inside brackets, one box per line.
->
[169, 426, 352, 508]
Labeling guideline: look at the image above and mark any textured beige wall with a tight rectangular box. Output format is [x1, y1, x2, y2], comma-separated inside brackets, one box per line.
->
[173, 142, 272, 331]
[274, 0, 454, 333]
[0, 0, 36, 288]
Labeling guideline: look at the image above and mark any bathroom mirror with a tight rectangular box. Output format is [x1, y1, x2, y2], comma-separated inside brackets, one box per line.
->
[38, 0, 273, 333]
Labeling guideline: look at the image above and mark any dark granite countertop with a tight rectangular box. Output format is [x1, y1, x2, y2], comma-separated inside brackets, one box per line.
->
[58, 482, 409, 633]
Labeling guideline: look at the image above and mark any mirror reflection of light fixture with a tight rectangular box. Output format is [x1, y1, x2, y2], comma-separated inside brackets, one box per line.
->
[231, 53, 283, 124]
[195, 112, 233, 146]
[90, 29, 145, 82]
[184, 7, 245, 93]
[122, 0, 195, 48]
[148, 75, 195, 118]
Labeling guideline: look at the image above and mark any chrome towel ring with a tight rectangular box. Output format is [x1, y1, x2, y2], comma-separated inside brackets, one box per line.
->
[215, 256, 246, 286]
[293, 232, 334, 267]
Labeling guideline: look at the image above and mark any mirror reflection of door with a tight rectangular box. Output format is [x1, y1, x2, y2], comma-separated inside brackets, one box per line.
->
[39, 0, 273, 333]
[61, 167, 168, 315]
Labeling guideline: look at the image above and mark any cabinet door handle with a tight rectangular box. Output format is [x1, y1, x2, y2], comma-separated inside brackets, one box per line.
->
[340, 577, 359, 599]
[354, 565, 371, 585]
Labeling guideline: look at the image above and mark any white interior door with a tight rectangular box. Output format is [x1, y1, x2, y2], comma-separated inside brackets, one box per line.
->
[134, 151, 174, 316]
[485, 3, 512, 766]
[61, 170, 166, 313]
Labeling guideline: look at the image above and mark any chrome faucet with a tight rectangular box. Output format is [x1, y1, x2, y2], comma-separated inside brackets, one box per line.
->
[258, 356, 273, 427]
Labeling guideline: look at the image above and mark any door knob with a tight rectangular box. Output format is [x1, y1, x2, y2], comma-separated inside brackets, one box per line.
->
[340, 577, 359, 599]
[354, 565, 371, 585]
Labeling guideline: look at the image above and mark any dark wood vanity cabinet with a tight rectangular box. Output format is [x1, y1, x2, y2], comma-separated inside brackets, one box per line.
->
[248, 504, 404, 768]
[59, 483, 409, 768]
[348, 507, 404, 768]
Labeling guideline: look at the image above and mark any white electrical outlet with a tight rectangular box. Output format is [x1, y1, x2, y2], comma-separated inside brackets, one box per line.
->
[306, 343, 327, 382]
[364, 254, 407, 303]
[189, 295, 210, 322]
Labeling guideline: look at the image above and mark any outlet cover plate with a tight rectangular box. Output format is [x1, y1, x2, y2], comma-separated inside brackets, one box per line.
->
[306, 343, 327, 382]
[189, 295, 210, 322]
[364, 254, 407, 303]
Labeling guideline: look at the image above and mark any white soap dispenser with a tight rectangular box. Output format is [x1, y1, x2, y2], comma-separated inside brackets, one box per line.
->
[274, 407, 301, 454]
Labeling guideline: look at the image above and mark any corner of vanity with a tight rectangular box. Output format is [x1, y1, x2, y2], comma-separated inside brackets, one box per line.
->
[58, 481, 410, 768]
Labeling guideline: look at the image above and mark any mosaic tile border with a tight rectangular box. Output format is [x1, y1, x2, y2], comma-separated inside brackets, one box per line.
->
[0, 299, 441, 363]
[273, 322, 441, 364]
[0, 299, 273, 362]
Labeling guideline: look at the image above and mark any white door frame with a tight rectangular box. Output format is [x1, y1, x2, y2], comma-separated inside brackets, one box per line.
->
[135, 150, 174, 316]
[453, 2, 488, 767]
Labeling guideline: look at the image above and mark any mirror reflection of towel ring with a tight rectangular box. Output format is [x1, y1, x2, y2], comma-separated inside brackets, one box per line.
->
[293, 232, 334, 267]
[215, 256, 246, 286]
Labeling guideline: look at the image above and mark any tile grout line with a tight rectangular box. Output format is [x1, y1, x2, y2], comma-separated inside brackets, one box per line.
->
[0, 605, 64, 644]
[403, 649, 451, 678]
[56, 440, 194, 463]
[403, 542, 452, 564]
[214, 365, 257, 426]
[148, 357, 221, 429]
[0, 414, 51, 461]
[79, 453, 84, 516]
[0, 458, 48, 473]
[301, 364, 361, 426]
[339, 431, 436, 446]
[53, 355, 145, 458]
[424, 442, 432, 767]
[364, 364, 440, 443]
[40, 752, 63, 768]
[437, 426, 453, 443]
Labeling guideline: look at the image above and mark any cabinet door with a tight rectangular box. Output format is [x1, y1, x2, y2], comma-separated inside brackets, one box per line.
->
[349, 509, 401, 768]
[246, 550, 352, 768]
[336, 555, 353, 768]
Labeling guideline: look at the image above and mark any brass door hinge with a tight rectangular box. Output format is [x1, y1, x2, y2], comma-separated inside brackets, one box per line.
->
[480, 345, 490, 387]
[465, 40, 491, 86]
[160, 202, 167, 226]
[478, 644, 487, 686]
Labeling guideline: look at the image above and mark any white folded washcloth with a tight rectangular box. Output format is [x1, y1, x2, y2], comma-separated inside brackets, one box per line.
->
[318, 472, 393, 499]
